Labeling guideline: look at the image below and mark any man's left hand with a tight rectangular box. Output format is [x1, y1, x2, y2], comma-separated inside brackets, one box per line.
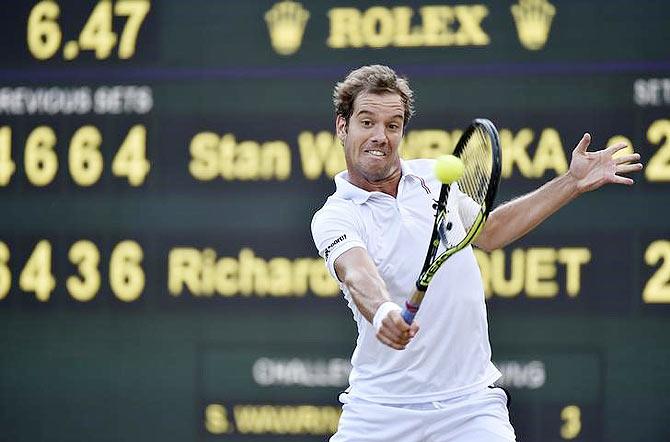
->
[568, 133, 643, 193]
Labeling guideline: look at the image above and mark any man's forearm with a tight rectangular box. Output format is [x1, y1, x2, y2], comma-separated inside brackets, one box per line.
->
[334, 248, 393, 323]
[343, 268, 392, 324]
[475, 173, 581, 251]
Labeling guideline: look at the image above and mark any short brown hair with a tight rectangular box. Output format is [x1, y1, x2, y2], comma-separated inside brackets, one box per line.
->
[333, 65, 415, 126]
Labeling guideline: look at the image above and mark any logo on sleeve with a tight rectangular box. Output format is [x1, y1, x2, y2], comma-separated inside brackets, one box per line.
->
[323, 234, 347, 259]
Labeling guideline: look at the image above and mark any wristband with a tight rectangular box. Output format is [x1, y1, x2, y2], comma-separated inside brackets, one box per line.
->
[373, 301, 401, 332]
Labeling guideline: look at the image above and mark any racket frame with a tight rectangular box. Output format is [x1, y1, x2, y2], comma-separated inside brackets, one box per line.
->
[401, 118, 501, 324]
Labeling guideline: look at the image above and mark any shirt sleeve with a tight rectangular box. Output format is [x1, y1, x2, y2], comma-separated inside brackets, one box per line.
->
[311, 203, 366, 282]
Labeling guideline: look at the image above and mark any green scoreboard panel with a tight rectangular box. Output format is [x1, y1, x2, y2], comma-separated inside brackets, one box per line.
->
[0, 1, 668, 441]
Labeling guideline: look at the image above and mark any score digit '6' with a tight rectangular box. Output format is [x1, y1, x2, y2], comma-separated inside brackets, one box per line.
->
[109, 240, 145, 302]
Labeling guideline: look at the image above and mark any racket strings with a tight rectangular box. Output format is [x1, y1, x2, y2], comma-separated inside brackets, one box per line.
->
[458, 127, 492, 206]
[440, 130, 491, 248]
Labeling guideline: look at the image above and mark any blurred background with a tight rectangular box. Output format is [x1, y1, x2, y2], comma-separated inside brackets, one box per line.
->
[0, 0, 668, 441]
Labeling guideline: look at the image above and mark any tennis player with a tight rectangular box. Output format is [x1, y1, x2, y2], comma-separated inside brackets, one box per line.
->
[311, 65, 642, 441]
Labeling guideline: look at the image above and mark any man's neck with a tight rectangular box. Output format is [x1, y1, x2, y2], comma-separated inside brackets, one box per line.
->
[347, 167, 402, 198]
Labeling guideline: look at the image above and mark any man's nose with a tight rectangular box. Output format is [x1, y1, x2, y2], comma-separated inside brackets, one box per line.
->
[369, 125, 387, 143]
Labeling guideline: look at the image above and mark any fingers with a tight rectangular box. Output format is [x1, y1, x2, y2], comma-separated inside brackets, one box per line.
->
[574, 133, 591, 154]
[611, 175, 635, 186]
[392, 312, 419, 339]
[605, 141, 630, 155]
[376, 311, 419, 350]
[616, 163, 643, 174]
[375, 331, 406, 350]
[612, 151, 643, 185]
[614, 153, 640, 165]
[409, 322, 419, 338]
[376, 327, 408, 350]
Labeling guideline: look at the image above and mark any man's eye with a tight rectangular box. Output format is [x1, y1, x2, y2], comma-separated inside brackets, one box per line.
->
[361, 120, 372, 127]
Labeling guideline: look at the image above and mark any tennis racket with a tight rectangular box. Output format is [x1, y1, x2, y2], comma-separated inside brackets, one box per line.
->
[401, 118, 502, 324]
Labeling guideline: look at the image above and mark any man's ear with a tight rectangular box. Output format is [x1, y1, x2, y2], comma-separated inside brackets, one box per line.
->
[335, 115, 347, 145]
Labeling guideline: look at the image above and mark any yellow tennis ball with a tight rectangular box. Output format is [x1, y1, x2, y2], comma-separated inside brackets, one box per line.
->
[434, 155, 464, 184]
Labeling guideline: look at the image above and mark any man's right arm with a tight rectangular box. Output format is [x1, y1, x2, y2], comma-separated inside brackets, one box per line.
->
[334, 247, 419, 350]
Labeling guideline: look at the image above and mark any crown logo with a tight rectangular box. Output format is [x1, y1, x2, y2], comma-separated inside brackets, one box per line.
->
[511, 0, 556, 50]
[265, 1, 310, 56]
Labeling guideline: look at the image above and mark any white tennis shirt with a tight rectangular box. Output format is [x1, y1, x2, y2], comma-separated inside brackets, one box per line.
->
[311, 159, 501, 404]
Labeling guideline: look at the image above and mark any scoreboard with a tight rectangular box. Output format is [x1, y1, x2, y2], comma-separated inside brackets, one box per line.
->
[0, 1, 669, 441]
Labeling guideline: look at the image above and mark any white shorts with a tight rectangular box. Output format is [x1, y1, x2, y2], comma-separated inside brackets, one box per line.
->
[330, 386, 516, 442]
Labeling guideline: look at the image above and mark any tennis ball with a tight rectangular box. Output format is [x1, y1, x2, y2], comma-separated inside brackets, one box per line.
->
[434, 155, 464, 184]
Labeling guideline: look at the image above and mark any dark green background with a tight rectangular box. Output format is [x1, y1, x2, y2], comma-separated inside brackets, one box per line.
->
[1, 1, 669, 441]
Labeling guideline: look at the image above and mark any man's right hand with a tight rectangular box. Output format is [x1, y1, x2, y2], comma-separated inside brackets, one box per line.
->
[376, 310, 420, 350]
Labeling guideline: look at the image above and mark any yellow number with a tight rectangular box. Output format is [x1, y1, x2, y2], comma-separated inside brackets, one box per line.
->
[25, 126, 58, 186]
[646, 119, 670, 182]
[0, 127, 16, 185]
[560, 405, 581, 440]
[27, 1, 62, 60]
[19, 240, 56, 302]
[0, 242, 11, 300]
[69, 125, 104, 186]
[115, 0, 150, 59]
[643, 240, 670, 303]
[110, 240, 144, 302]
[67, 240, 101, 302]
[112, 125, 150, 185]
[79, 0, 117, 59]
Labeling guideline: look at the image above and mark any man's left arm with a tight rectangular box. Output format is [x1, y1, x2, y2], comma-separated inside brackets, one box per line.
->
[474, 133, 643, 252]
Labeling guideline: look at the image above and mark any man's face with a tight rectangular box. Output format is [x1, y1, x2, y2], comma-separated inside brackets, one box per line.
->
[337, 91, 405, 186]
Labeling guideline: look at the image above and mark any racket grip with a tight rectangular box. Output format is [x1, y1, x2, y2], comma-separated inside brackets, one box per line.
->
[401, 301, 419, 324]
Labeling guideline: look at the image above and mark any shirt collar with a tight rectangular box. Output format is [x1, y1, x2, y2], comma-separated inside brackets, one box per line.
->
[334, 160, 421, 205]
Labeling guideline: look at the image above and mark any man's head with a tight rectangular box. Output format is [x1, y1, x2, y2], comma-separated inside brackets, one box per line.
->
[333, 65, 415, 190]
[333, 65, 415, 128]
